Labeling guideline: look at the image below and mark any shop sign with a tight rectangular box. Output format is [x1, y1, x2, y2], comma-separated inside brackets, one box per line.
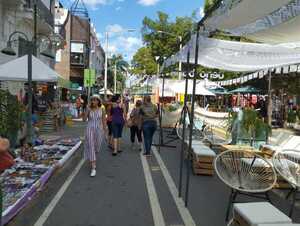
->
[71, 42, 84, 53]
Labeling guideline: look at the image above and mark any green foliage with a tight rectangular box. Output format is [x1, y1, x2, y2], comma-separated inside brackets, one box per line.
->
[0, 90, 22, 146]
[132, 47, 157, 75]
[204, 0, 218, 14]
[107, 54, 129, 91]
[132, 11, 195, 75]
[228, 108, 271, 146]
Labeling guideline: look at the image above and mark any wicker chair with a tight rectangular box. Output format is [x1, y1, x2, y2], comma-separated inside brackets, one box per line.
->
[273, 150, 300, 217]
[214, 150, 277, 221]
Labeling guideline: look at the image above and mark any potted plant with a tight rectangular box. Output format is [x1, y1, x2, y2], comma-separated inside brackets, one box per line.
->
[0, 90, 22, 147]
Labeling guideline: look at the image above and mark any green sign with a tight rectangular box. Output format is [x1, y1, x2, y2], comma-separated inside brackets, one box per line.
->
[84, 69, 96, 87]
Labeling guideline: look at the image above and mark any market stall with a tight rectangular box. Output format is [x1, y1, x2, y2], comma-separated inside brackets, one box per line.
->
[1, 137, 81, 225]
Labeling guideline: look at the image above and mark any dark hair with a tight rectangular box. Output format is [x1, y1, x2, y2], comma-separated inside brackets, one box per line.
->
[112, 94, 120, 103]
[90, 97, 101, 108]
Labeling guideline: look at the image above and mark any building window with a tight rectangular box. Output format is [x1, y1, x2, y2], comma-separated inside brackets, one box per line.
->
[70, 42, 86, 66]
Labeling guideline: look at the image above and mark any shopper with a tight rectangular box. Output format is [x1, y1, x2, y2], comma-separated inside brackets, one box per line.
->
[105, 96, 113, 149]
[0, 138, 15, 173]
[84, 95, 106, 177]
[129, 100, 143, 151]
[140, 96, 158, 156]
[76, 95, 82, 118]
[111, 95, 126, 156]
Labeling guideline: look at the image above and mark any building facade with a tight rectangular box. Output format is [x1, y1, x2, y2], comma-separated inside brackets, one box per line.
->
[0, 0, 58, 96]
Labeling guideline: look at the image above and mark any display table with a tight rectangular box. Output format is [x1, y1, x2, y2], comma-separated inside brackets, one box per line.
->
[1, 137, 82, 225]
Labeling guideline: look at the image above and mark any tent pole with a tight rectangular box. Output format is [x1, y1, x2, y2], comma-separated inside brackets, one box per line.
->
[26, 46, 33, 144]
[185, 27, 200, 207]
[158, 74, 165, 152]
[267, 70, 272, 126]
[178, 48, 190, 198]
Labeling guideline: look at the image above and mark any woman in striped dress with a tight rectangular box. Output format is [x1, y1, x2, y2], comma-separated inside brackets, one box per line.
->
[84, 95, 106, 177]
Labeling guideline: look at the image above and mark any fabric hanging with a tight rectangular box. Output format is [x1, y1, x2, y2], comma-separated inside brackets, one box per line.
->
[163, 34, 300, 72]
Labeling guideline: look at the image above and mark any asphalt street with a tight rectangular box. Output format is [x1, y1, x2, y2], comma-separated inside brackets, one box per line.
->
[7, 123, 300, 226]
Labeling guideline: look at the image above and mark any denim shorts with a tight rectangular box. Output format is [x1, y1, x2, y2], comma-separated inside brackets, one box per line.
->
[112, 122, 124, 138]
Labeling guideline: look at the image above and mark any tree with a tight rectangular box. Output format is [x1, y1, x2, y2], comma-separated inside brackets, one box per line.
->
[107, 54, 129, 92]
[132, 11, 196, 76]
[204, 0, 218, 14]
[131, 47, 157, 75]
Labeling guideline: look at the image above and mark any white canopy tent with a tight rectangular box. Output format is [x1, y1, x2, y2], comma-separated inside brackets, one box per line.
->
[99, 88, 113, 95]
[170, 80, 215, 96]
[163, 34, 300, 72]
[204, 0, 300, 44]
[154, 78, 216, 96]
[0, 55, 59, 82]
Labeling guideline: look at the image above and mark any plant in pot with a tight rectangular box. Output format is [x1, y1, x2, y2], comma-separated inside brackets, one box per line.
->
[0, 90, 22, 147]
[242, 108, 271, 148]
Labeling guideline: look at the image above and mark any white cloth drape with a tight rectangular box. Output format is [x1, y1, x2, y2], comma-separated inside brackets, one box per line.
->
[163, 34, 300, 72]
[204, 0, 300, 44]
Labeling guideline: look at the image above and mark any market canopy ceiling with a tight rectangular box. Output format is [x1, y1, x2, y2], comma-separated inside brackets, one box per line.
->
[204, 0, 300, 44]
[162, 34, 300, 72]
[0, 55, 60, 82]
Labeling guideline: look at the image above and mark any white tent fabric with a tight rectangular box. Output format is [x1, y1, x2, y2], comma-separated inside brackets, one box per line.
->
[0, 55, 59, 82]
[163, 34, 300, 72]
[204, 0, 300, 44]
[153, 78, 216, 96]
[170, 80, 215, 96]
[99, 88, 113, 95]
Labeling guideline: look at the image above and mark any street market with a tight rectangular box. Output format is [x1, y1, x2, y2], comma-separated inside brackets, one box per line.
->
[0, 0, 300, 226]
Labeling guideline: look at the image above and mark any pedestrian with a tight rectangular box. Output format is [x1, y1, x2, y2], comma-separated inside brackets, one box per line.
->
[105, 96, 113, 149]
[129, 100, 143, 151]
[76, 95, 82, 118]
[111, 95, 127, 156]
[83, 95, 106, 177]
[140, 96, 158, 156]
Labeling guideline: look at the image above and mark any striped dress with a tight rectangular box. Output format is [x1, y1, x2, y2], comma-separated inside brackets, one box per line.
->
[84, 108, 104, 161]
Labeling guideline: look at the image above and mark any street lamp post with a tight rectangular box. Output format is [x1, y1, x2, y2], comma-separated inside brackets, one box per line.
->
[157, 30, 183, 79]
[104, 29, 136, 99]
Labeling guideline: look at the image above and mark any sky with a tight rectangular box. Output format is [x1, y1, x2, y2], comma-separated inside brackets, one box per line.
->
[60, 0, 205, 61]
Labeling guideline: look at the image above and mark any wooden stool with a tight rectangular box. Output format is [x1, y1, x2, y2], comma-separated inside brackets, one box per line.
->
[192, 140, 216, 175]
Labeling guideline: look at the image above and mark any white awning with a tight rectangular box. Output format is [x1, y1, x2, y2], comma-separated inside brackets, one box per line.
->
[163, 34, 300, 72]
[204, 0, 300, 44]
[0, 55, 59, 82]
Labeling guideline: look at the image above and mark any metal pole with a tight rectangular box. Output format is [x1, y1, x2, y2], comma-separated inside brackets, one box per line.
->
[178, 48, 190, 197]
[33, 1, 37, 57]
[27, 48, 33, 144]
[158, 74, 165, 152]
[104, 32, 108, 99]
[185, 28, 200, 207]
[178, 36, 183, 80]
[114, 63, 117, 94]
[267, 70, 272, 126]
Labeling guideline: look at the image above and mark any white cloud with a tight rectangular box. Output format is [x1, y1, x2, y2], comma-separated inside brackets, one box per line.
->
[83, 0, 110, 7]
[106, 24, 124, 33]
[108, 35, 143, 60]
[138, 0, 160, 6]
[115, 6, 122, 11]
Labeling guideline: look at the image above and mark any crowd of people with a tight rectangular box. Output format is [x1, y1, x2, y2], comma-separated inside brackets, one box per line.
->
[83, 94, 159, 177]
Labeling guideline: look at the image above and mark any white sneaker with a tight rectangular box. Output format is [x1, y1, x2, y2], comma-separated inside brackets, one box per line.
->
[90, 169, 96, 177]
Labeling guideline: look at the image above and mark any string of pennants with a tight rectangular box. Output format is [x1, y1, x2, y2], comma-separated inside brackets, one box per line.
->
[217, 64, 300, 87]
